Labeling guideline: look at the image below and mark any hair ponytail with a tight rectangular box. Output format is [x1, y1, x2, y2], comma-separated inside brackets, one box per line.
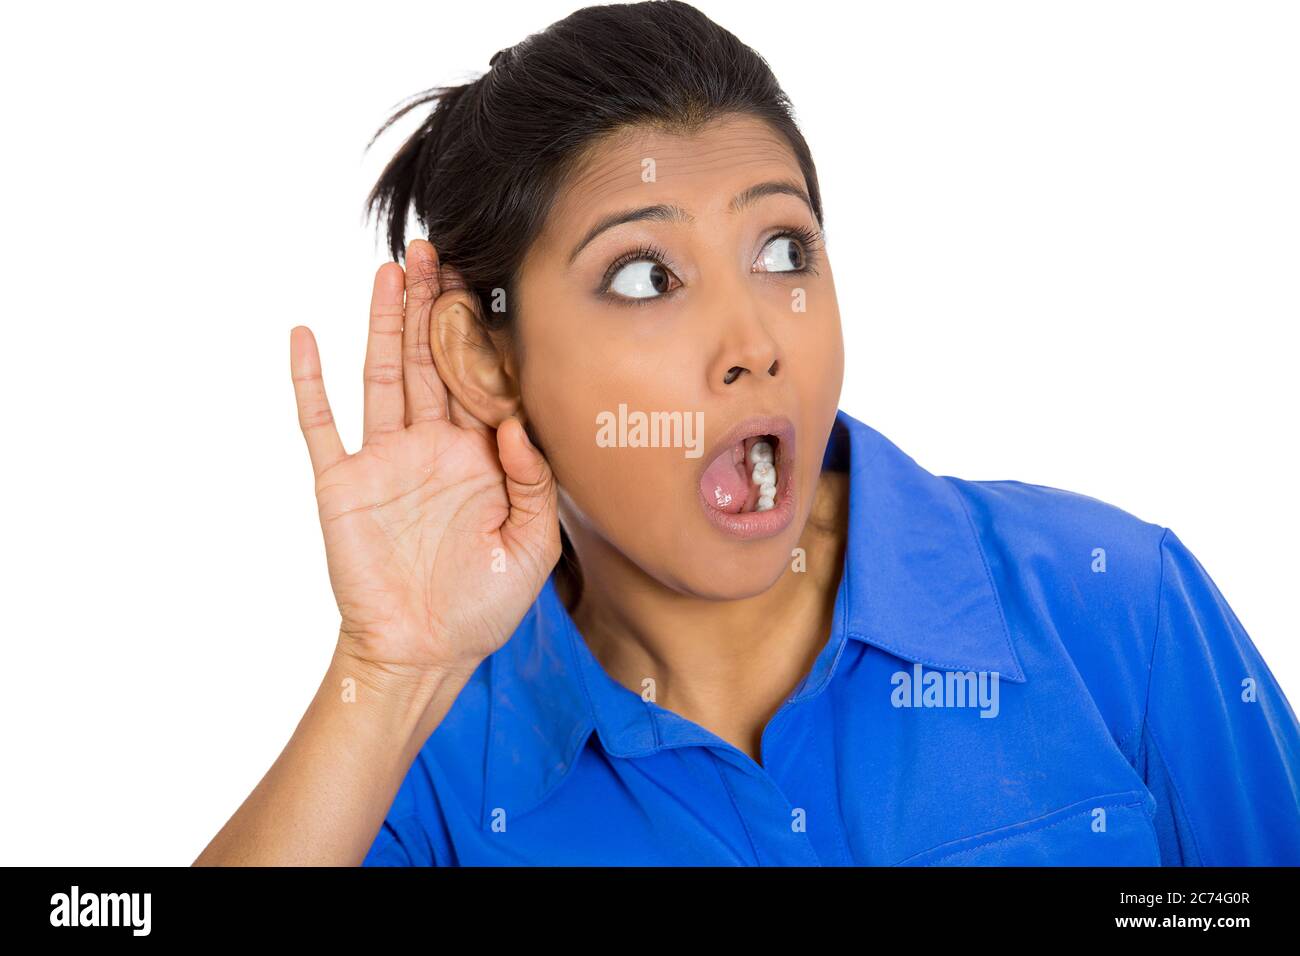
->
[363, 83, 477, 265]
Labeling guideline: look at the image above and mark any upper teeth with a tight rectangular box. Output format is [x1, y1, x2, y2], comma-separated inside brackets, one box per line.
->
[749, 440, 777, 511]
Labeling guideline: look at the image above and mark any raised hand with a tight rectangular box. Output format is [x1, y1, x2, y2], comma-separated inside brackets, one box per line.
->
[289, 240, 562, 683]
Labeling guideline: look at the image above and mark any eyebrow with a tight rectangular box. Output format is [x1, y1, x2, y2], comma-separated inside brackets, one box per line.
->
[566, 179, 815, 266]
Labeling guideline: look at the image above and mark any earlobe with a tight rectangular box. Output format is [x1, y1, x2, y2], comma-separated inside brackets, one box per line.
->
[430, 294, 521, 429]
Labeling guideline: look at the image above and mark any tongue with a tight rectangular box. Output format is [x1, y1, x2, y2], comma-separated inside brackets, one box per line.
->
[700, 441, 749, 513]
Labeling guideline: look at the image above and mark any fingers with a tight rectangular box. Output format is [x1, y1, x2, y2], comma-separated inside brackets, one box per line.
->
[497, 416, 558, 537]
[402, 240, 450, 425]
[362, 262, 407, 441]
[290, 326, 347, 477]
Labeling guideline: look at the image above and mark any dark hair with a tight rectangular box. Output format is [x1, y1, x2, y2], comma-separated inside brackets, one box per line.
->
[363, 0, 824, 606]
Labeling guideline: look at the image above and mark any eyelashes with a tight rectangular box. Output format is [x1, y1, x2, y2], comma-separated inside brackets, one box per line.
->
[597, 242, 677, 301]
[595, 224, 826, 307]
[770, 224, 825, 263]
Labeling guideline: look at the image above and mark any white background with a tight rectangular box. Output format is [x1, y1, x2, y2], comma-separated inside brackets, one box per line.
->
[1, 1, 1295, 865]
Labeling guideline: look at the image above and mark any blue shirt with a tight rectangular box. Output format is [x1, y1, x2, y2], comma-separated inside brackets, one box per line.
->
[363, 408, 1300, 865]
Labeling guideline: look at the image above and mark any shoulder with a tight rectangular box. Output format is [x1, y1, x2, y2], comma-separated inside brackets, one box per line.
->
[942, 476, 1169, 753]
[943, 475, 1168, 597]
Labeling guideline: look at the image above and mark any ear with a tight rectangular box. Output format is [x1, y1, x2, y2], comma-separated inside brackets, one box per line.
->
[429, 271, 520, 429]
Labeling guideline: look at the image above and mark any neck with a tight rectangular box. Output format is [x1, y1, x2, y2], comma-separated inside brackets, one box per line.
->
[561, 467, 849, 762]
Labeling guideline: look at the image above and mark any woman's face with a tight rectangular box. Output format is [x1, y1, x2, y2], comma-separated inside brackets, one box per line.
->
[515, 113, 845, 599]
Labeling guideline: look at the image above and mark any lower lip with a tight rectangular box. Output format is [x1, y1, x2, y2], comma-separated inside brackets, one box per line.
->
[697, 450, 796, 540]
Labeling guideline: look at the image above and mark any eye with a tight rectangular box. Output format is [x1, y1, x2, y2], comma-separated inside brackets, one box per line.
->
[598, 243, 681, 304]
[757, 235, 807, 273]
[609, 259, 675, 299]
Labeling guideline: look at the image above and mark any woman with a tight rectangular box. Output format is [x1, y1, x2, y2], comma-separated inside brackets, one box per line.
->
[196, 0, 1300, 866]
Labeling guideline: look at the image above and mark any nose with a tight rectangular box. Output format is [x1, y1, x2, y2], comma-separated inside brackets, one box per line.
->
[722, 358, 778, 385]
[709, 320, 780, 391]
[701, 243, 783, 392]
[705, 301, 782, 390]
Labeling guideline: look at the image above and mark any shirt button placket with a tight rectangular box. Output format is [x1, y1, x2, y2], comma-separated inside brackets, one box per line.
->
[710, 744, 824, 866]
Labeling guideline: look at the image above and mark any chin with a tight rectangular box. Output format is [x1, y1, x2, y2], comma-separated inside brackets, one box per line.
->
[665, 541, 796, 602]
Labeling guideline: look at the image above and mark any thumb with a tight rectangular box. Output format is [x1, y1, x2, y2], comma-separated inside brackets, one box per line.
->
[496, 416, 559, 539]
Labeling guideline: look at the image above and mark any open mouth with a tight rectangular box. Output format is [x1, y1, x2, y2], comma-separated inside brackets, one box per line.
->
[700, 433, 782, 513]
[697, 416, 796, 533]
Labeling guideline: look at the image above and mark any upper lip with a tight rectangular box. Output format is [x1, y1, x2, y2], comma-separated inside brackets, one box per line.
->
[697, 413, 796, 481]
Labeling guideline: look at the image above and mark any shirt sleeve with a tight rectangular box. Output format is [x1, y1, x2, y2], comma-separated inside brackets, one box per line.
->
[1136, 527, 1300, 864]
[361, 815, 433, 867]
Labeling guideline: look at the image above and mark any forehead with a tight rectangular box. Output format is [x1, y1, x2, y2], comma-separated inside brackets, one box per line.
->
[538, 114, 805, 246]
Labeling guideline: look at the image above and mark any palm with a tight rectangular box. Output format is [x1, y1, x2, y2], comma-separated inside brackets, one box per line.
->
[289, 240, 560, 676]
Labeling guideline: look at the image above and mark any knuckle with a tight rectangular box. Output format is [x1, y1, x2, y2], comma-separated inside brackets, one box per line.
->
[299, 406, 335, 430]
[363, 364, 403, 385]
[404, 343, 437, 366]
[370, 304, 404, 322]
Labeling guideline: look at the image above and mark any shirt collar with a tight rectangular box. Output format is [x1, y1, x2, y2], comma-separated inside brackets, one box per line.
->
[482, 408, 1024, 823]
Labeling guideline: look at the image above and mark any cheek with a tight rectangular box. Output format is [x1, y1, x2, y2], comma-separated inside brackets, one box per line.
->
[544, 412, 699, 576]
[783, 301, 844, 392]
[519, 332, 696, 552]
